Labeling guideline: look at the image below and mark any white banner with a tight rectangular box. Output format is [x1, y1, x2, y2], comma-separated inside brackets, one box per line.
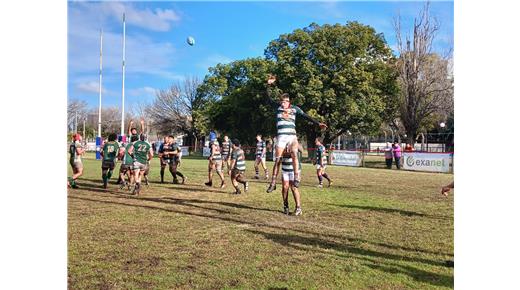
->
[403, 152, 452, 173]
[181, 146, 189, 156]
[330, 150, 363, 167]
[203, 146, 211, 157]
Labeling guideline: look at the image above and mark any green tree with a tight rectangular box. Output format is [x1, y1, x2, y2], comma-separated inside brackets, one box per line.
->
[264, 22, 399, 149]
[198, 58, 277, 145]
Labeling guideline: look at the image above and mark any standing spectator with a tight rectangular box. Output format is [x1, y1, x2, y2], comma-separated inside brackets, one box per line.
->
[404, 143, 414, 152]
[384, 142, 393, 169]
[392, 142, 402, 169]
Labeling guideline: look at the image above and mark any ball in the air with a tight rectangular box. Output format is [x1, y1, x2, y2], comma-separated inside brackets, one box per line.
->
[187, 36, 195, 46]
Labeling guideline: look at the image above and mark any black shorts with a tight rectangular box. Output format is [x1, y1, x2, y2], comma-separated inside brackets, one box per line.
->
[231, 169, 245, 179]
[101, 160, 116, 170]
[120, 163, 133, 173]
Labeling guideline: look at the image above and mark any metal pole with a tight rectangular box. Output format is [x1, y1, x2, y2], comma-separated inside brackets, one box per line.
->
[83, 118, 86, 141]
[98, 29, 103, 138]
[120, 13, 126, 137]
[75, 111, 78, 133]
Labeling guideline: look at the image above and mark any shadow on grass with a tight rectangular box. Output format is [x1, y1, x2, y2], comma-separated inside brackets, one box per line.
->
[328, 203, 451, 220]
[69, 193, 451, 257]
[246, 229, 452, 288]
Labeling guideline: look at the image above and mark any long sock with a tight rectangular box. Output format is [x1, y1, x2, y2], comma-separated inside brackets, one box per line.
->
[318, 175, 323, 184]
[160, 168, 165, 182]
[102, 174, 107, 183]
[255, 166, 259, 176]
[322, 173, 330, 181]
[176, 171, 184, 178]
[107, 170, 113, 180]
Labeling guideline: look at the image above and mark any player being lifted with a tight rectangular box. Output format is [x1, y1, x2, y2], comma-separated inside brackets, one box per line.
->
[281, 144, 303, 215]
[254, 134, 269, 180]
[100, 133, 120, 189]
[221, 135, 232, 174]
[314, 137, 332, 188]
[265, 74, 327, 192]
[127, 134, 153, 195]
[68, 133, 85, 189]
[205, 138, 226, 188]
[229, 139, 249, 194]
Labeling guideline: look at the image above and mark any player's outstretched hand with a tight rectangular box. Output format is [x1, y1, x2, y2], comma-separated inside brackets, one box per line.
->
[267, 74, 276, 85]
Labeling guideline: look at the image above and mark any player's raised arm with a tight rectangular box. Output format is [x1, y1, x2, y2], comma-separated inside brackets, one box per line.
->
[140, 118, 145, 135]
[128, 120, 134, 136]
[265, 74, 280, 108]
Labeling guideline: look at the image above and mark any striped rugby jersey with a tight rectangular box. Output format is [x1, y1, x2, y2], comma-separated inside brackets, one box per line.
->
[210, 141, 222, 161]
[266, 86, 322, 137]
[231, 148, 246, 171]
[316, 145, 327, 166]
[221, 140, 231, 157]
[255, 140, 266, 157]
[281, 151, 302, 172]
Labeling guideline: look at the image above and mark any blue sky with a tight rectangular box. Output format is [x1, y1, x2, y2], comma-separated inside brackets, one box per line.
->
[68, 1, 453, 108]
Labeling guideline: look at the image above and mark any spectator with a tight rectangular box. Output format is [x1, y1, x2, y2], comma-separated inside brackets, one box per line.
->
[392, 142, 402, 169]
[384, 142, 393, 169]
[404, 143, 414, 152]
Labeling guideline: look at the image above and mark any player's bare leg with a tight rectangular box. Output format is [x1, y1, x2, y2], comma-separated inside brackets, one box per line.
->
[266, 147, 284, 193]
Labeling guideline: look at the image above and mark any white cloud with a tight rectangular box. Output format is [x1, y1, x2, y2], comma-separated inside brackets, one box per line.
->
[128, 86, 158, 97]
[73, 2, 181, 32]
[68, 3, 181, 81]
[76, 81, 106, 94]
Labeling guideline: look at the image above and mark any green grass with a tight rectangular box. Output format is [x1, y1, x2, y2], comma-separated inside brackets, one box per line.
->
[68, 153, 454, 289]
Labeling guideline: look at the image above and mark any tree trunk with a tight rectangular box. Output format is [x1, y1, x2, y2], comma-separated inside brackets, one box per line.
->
[305, 129, 317, 161]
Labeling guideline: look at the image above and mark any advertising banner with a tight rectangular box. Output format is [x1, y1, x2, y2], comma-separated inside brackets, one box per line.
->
[403, 152, 452, 173]
[330, 150, 363, 167]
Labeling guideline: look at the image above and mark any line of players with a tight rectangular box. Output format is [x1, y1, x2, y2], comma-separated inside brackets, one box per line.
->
[69, 74, 333, 214]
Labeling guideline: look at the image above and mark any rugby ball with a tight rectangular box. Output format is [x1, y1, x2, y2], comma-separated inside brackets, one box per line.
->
[187, 36, 195, 46]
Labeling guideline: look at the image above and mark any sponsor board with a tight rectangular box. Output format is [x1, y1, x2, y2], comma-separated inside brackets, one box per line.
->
[181, 146, 190, 156]
[330, 150, 363, 167]
[403, 152, 452, 173]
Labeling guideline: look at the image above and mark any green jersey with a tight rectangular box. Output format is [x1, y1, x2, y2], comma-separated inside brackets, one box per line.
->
[123, 143, 134, 165]
[132, 141, 152, 164]
[69, 141, 83, 163]
[102, 141, 120, 161]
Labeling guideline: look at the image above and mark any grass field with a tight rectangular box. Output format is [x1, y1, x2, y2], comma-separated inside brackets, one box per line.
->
[68, 153, 454, 289]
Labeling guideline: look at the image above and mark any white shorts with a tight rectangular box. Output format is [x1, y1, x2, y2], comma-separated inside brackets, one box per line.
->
[276, 135, 297, 149]
[282, 171, 295, 182]
[316, 164, 327, 170]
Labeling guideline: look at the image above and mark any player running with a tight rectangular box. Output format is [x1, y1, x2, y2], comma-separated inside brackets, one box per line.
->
[314, 137, 332, 188]
[265, 74, 327, 192]
[281, 144, 303, 215]
[100, 133, 120, 189]
[127, 134, 153, 195]
[253, 134, 269, 180]
[229, 139, 249, 194]
[68, 133, 85, 189]
[205, 139, 226, 188]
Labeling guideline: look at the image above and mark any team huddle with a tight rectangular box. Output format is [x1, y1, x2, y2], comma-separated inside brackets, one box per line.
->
[68, 74, 333, 216]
